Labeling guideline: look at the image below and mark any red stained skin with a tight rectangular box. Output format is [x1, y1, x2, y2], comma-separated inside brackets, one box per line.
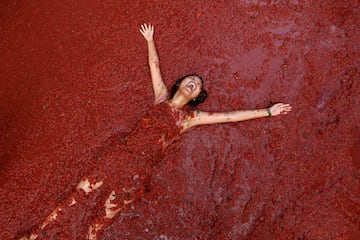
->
[0, 0, 359, 239]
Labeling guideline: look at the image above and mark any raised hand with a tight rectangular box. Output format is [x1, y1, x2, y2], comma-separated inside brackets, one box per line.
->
[139, 23, 154, 42]
[269, 103, 292, 116]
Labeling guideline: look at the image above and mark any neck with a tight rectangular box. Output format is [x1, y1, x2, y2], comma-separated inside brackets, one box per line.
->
[167, 92, 191, 110]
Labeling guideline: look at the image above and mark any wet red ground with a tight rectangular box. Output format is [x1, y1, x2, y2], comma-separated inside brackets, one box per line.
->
[1, 0, 359, 239]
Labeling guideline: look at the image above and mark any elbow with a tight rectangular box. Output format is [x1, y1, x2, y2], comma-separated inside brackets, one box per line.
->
[149, 60, 160, 69]
[223, 113, 236, 123]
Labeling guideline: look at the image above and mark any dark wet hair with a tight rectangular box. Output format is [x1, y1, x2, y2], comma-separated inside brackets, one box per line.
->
[170, 74, 208, 108]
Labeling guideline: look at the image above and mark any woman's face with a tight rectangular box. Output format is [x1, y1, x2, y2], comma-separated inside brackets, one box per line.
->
[178, 75, 203, 100]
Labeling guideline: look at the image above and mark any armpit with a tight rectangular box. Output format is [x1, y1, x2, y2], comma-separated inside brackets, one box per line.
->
[154, 94, 168, 104]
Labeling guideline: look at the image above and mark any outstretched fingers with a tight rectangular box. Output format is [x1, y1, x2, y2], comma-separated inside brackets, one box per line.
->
[281, 103, 292, 114]
[269, 103, 292, 116]
[278, 103, 292, 115]
[139, 23, 154, 41]
[139, 23, 147, 35]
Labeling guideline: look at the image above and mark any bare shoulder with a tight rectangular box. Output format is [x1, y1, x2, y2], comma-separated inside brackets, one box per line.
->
[181, 110, 207, 132]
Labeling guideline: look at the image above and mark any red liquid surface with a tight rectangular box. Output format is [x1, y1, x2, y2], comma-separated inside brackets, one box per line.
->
[0, 1, 359, 239]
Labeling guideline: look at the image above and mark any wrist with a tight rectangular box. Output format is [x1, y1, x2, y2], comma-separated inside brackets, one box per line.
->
[266, 108, 272, 117]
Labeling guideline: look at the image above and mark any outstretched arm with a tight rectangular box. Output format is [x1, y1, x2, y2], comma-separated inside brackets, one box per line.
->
[139, 23, 168, 104]
[183, 103, 292, 130]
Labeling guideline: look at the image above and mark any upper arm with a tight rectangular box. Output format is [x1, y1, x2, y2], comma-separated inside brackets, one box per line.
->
[149, 60, 168, 104]
[183, 110, 234, 131]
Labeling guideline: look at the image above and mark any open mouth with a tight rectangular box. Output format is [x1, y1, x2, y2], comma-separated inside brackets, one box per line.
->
[186, 82, 196, 93]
